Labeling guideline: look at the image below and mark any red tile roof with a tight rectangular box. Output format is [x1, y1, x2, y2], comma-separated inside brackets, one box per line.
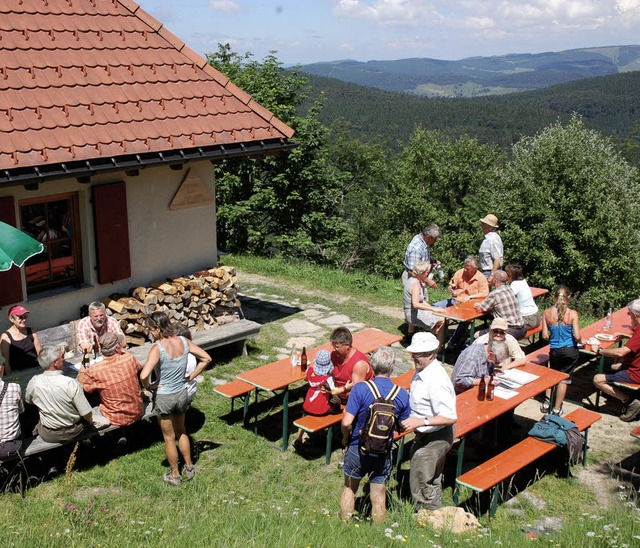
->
[0, 0, 295, 175]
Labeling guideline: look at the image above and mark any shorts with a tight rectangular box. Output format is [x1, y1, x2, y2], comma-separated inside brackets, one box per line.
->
[0, 439, 22, 459]
[604, 369, 635, 384]
[342, 444, 392, 484]
[154, 388, 189, 416]
[550, 346, 580, 384]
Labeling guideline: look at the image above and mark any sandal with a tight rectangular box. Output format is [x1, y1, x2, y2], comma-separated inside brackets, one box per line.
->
[163, 472, 182, 487]
[183, 465, 196, 481]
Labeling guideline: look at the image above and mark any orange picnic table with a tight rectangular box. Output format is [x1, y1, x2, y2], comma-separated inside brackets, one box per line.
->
[432, 286, 548, 341]
[392, 361, 567, 504]
[236, 328, 402, 451]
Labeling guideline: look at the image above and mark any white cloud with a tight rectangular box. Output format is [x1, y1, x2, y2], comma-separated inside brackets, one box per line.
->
[209, 0, 242, 14]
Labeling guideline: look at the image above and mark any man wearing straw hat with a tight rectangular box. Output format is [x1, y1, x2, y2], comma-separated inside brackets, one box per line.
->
[479, 213, 503, 277]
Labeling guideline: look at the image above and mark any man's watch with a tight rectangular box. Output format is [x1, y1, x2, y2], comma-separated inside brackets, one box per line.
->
[423, 417, 430, 426]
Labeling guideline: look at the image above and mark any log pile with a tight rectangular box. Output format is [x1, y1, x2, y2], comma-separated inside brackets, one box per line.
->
[102, 266, 241, 346]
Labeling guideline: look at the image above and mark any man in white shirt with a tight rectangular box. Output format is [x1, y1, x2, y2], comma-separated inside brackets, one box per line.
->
[401, 332, 457, 510]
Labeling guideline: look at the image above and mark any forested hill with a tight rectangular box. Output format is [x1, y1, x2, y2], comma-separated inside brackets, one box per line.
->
[303, 71, 640, 151]
[299, 45, 640, 98]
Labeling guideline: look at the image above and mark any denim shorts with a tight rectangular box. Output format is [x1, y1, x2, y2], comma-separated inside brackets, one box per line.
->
[154, 388, 189, 416]
[604, 369, 634, 384]
[342, 444, 392, 484]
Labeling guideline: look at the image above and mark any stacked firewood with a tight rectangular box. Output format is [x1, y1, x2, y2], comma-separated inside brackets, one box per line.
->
[101, 266, 241, 346]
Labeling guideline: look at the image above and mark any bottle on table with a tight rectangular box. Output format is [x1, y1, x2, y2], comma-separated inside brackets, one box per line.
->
[603, 308, 613, 331]
[300, 347, 308, 372]
[477, 375, 486, 401]
[93, 338, 100, 359]
[82, 352, 91, 368]
[486, 374, 495, 401]
[290, 345, 298, 368]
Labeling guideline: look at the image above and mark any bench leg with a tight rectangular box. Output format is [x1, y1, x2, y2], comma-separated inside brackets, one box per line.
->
[281, 388, 290, 452]
[453, 437, 466, 505]
[489, 486, 500, 518]
[582, 427, 590, 467]
[325, 427, 333, 465]
[241, 340, 248, 358]
[395, 436, 405, 481]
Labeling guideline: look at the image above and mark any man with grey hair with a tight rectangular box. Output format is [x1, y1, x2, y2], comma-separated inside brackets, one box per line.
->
[25, 345, 96, 443]
[76, 301, 126, 354]
[593, 299, 640, 421]
[340, 346, 410, 523]
[77, 333, 144, 426]
[474, 270, 526, 340]
[452, 319, 512, 394]
[402, 223, 442, 288]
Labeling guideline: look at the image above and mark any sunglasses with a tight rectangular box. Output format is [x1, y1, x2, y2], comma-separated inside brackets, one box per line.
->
[15, 314, 29, 320]
[491, 329, 506, 335]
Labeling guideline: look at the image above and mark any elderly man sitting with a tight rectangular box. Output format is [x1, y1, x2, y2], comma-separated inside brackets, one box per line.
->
[474, 270, 526, 340]
[451, 324, 512, 394]
[77, 333, 144, 427]
[76, 301, 126, 355]
[473, 318, 526, 369]
[25, 346, 99, 443]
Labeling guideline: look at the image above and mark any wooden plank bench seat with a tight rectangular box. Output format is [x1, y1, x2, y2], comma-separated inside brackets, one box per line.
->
[292, 369, 415, 464]
[455, 407, 601, 517]
[213, 379, 256, 419]
[524, 344, 550, 366]
[0, 402, 157, 496]
[523, 325, 543, 344]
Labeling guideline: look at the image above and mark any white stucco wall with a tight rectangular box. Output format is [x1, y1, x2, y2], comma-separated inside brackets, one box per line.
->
[0, 160, 217, 332]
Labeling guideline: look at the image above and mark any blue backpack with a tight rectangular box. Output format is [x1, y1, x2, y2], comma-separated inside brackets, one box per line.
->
[528, 414, 583, 465]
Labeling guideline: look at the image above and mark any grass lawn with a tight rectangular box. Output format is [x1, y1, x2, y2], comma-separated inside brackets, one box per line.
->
[0, 255, 638, 546]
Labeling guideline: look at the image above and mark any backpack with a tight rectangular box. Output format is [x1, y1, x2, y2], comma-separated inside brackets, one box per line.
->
[358, 381, 401, 455]
[528, 414, 583, 465]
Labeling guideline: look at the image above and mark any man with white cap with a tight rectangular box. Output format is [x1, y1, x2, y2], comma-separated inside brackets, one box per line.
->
[401, 332, 457, 511]
[479, 214, 503, 277]
[452, 318, 513, 394]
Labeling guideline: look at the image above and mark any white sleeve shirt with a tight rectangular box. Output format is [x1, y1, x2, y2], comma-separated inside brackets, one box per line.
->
[409, 360, 457, 433]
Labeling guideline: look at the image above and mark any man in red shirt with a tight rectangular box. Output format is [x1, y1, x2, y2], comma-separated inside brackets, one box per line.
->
[593, 300, 640, 421]
[77, 333, 144, 426]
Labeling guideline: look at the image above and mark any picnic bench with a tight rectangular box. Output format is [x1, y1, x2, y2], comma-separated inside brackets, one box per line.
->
[1, 402, 157, 496]
[455, 407, 601, 517]
[631, 426, 640, 440]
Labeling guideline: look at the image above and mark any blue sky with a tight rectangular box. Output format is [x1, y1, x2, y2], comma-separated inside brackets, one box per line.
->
[136, 0, 640, 64]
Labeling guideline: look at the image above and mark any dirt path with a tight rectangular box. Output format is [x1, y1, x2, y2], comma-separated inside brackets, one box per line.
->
[237, 269, 640, 506]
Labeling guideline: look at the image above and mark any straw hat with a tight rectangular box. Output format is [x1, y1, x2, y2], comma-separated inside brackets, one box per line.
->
[480, 214, 499, 228]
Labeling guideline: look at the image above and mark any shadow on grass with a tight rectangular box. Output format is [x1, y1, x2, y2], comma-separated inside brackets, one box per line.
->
[239, 295, 302, 325]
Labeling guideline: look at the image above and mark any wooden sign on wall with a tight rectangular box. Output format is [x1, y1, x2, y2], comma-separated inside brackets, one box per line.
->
[169, 169, 214, 211]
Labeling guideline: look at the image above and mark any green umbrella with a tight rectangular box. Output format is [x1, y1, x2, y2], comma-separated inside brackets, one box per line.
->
[0, 221, 44, 272]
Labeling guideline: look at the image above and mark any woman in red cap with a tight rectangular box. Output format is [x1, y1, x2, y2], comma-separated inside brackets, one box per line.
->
[1, 305, 42, 374]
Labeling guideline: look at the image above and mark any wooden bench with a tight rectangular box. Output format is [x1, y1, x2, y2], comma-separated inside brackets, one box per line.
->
[213, 379, 256, 420]
[522, 325, 543, 344]
[524, 344, 550, 366]
[1, 403, 157, 496]
[292, 368, 414, 464]
[455, 407, 601, 517]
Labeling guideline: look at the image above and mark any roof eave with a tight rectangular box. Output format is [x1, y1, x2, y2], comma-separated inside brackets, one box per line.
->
[0, 139, 297, 189]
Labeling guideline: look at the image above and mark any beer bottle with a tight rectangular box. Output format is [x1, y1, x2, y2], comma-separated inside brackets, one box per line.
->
[300, 347, 308, 372]
[93, 338, 99, 359]
[477, 375, 486, 401]
[82, 352, 91, 368]
[486, 374, 495, 401]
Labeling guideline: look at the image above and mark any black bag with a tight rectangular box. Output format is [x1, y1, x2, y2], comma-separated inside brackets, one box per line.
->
[528, 414, 583, 465]
[358, 381, 401, 455]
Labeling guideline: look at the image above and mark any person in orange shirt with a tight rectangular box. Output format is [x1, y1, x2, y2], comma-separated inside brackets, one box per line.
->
[433, 256, 489, 350]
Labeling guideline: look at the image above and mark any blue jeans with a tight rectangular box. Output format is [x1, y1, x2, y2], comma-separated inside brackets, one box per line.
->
[433, 298, 454, 308]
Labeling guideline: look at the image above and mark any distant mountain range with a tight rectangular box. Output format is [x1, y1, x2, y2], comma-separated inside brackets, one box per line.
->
[299, 45, 640, 98]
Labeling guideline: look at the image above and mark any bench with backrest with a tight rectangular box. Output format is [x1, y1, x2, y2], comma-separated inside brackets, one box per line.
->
[455, 407, 601, 517]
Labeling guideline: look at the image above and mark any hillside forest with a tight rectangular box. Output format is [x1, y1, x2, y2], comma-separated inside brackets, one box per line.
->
[207, 45, 640, 312]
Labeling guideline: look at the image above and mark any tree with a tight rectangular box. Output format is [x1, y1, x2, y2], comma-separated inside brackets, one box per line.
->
[482, 115, 640, 308]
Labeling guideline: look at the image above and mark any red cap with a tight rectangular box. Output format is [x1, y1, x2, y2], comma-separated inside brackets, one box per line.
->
[8, 305, 29, 317]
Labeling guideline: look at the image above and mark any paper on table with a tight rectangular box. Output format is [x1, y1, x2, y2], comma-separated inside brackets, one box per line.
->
[501, 369, 539, 386]
[494, 386, 518, 399]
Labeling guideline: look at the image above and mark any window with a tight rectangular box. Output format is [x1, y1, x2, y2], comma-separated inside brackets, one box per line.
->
[20, 192, 83, 293]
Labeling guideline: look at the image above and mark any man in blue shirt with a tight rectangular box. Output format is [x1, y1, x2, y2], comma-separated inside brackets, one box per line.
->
[340, 346, 410, 523]
[401, 223, 442, 287]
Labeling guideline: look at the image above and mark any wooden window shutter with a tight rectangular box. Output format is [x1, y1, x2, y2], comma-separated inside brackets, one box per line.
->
[0, 195, 24, 306]
[92, 181, 131, 284]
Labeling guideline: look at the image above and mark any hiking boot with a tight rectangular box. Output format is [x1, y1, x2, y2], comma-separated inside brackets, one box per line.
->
[163, 472, 182, 487]
[620, 399, 640, 422]
[183, 465, 196, 481]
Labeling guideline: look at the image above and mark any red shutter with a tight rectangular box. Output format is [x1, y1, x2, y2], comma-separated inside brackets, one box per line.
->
[0, 196, 24, 306]
[92, 181, 131, 284]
